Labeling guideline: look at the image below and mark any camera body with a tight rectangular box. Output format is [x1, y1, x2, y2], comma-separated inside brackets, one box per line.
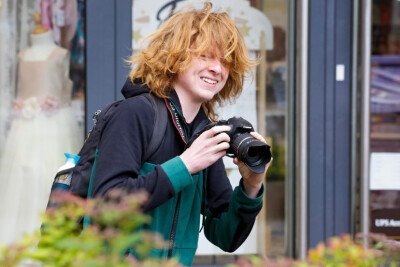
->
[188, 116, 272, 173]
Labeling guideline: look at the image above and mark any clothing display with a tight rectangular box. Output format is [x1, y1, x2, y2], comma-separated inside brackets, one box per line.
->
[40, 0, 78, 46]
[0, 44, 83, 246]
[70, 0, 85, 66]
[0, 0, 41, 149]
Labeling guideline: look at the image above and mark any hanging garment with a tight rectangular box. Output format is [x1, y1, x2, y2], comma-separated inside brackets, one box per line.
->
[41, 0, 78, 46]
[70, 0, 85, 65]
[0, 46, 83, 246]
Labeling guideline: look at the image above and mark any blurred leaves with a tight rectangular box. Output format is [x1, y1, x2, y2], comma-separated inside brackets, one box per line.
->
[231, 233, 400, 267]
[2, 188, 400, 267]
[0, 189, 180, 267]
[306, 234, 384, 267]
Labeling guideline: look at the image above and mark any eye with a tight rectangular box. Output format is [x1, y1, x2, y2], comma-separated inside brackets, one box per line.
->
[220, 58, 230, 68]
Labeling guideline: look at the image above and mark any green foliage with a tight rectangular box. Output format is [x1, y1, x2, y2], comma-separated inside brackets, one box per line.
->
[2, 188, 399, 267]
[361, 233, 400, 266]
[230, 234, 400, 267]
[306, 234, 385, 267]
[0, 190, 181, 267]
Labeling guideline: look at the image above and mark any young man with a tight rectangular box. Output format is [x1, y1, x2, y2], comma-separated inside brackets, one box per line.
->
[91, 2, 272, 266]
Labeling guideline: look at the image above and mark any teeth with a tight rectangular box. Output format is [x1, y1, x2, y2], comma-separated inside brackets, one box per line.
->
[201, 77, 217, 84]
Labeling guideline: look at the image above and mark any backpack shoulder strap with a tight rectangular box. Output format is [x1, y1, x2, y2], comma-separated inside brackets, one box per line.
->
[143, 93, 168, 161]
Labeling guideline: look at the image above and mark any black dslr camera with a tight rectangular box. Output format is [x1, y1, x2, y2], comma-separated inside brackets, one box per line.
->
[187, 117, 272, 173]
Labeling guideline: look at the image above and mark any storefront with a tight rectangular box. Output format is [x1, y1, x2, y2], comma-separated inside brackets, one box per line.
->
[358, 0, 400, 242]
[0, 1, 291, 262]
[0, 0, 399, 264]
[0, 0, 86, 246]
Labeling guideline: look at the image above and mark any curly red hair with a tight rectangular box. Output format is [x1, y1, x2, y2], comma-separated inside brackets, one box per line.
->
[128, 2, 257, 120]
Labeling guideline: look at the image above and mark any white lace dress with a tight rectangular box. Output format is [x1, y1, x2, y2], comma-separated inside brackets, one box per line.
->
[0, 47, 83, 246]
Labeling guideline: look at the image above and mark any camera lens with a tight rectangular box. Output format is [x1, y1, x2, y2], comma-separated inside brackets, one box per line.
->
[247, 146, 267, 164]
[230, 133, 271, 173]
[247, 148, 258, 157]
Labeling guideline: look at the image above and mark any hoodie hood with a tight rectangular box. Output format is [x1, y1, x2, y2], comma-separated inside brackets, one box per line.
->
[121, 79, 150, 99]
[121, 78, 208, 129]
[121, 78, 182, 110]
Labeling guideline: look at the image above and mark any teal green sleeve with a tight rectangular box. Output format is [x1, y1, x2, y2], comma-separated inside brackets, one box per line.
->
[160, 156, 193, 193]
[204, 179, 265, 252]
[235, 181, 265, 208]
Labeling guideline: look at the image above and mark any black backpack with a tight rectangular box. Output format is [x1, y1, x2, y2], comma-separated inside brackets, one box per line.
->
[64, 93, 168, 199]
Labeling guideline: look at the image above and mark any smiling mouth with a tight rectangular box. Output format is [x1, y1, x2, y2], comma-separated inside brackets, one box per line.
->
[201, 77, 217, 84]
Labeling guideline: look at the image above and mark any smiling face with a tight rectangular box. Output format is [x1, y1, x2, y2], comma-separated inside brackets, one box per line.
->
[173, 47, 230, 107]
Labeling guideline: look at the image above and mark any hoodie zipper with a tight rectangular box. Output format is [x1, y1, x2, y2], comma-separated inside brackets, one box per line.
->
[168, 193, 181, 257]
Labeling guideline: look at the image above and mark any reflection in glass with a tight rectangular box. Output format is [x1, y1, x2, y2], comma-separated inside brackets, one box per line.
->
[261, 0, 288, 258]
[0, 0, 85, 246]
[369, 0, 400, 241]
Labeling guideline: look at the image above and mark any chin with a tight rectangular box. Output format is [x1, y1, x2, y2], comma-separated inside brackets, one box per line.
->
[200, 93, 217, 103]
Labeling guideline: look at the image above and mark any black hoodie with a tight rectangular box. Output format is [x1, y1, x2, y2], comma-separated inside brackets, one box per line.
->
[91, 79, 264, 266]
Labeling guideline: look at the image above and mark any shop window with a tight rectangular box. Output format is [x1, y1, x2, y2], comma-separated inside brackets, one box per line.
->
[0, 0, 85, 246]
[369, 0, 400, 241]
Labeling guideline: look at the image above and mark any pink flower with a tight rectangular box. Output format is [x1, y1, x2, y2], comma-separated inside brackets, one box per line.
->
[41, 96, 60, 115]
[11, 96, 60, 118]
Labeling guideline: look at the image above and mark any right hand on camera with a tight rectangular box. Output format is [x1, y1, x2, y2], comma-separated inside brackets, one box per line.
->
[180, 125, 231, 174]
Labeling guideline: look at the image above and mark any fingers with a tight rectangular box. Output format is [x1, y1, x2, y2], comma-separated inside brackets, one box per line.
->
[250, 131, 267, 143]
[215, 140, 230, 151]
[198, 125, 230, 149]
[233, 157, 242, 166]
[234, 155, 273, 174]
[249, 132, 273, 170]
[203, 131, 229, 153]
[204, 125, 231, 138]
[214, 131, 230, 144]
[181, 125, 231, 174]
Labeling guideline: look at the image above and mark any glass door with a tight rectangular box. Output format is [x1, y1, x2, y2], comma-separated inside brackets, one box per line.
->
[369, 0, 400, 240]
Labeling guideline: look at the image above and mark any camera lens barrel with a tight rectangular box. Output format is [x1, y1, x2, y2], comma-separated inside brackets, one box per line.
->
[230, 133, 271, 173]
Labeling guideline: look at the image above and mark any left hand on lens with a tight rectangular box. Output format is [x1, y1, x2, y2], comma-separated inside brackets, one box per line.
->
[233, 132, 273, 198]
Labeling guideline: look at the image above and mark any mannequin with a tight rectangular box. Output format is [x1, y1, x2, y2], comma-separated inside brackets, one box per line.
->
[18, 29, 70, 100]
[23, 31, 57, 61]
[0, 13, 83, 246]
[25, 13, 57, 60]
[32, 12, 49, 34]
[23, 13, 67, 67]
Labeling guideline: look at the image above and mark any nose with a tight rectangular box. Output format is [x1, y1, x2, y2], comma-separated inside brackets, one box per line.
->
[207, 58, 223, 73]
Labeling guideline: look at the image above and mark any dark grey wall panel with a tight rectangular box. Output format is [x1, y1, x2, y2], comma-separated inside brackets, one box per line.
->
[115, 0, 133, 100]
[86, 0, 132, 131]
[86, 0, 115, 131]
[308, 0, 327, 248]
[334, 0, 352, 236]
[324, 0, 336, 240]
[307, 0, 352, 249]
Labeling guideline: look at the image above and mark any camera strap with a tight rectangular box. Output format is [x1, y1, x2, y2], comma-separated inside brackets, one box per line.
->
[164, 98, 210, 233]
[164, 98, 188, 144]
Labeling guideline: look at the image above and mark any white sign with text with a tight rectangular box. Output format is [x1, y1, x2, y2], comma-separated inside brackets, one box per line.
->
[370, 152, 400, 190]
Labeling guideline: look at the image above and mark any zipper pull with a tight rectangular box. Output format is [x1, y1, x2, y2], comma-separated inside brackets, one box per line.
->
[92, 109, 102, 125]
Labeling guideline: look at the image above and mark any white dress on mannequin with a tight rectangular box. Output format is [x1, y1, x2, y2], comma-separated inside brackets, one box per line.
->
[0, 31, 83, 246]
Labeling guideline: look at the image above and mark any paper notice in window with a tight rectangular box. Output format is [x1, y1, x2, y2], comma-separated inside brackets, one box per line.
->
[370, 152, 400, 190]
